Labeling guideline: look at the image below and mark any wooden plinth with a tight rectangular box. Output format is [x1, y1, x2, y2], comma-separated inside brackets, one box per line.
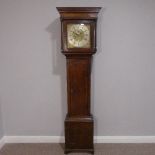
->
[65, 115, 94, 154]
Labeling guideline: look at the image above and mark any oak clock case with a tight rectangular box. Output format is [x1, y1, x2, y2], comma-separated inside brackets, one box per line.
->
[57, 7, 101, 154]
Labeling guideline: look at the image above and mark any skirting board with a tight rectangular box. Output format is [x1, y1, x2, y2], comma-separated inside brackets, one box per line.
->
[2, 136, 155, 144]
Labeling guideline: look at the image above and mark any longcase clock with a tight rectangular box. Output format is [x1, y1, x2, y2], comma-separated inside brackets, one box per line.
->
[57, 7, 101, 154]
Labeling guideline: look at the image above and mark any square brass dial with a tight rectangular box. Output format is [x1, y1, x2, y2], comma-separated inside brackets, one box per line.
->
[67, 24, 90, 48]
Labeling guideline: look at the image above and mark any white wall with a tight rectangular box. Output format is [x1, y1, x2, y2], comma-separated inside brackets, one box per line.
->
[0, 0, 155, 136]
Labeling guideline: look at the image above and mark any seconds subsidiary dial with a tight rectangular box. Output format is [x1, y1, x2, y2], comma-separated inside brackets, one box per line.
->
[67, 24, 90, 48]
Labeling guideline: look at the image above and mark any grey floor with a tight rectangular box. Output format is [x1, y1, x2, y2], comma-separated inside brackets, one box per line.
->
[1, 143, 155, 155]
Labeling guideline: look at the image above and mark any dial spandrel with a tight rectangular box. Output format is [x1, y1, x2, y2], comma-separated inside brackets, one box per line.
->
[67, 24, 90, 48]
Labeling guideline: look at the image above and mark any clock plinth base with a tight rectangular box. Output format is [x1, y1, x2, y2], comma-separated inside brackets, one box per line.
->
[65, 115, 94, 154]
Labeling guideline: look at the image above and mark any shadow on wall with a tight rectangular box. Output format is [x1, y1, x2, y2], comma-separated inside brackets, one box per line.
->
[91, 7, 104, 136]
[46, 18, 67, 137]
